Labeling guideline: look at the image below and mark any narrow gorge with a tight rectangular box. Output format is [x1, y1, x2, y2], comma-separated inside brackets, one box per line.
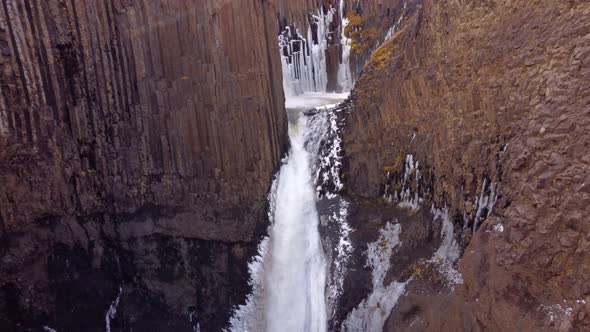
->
[1, 1, 589, 331]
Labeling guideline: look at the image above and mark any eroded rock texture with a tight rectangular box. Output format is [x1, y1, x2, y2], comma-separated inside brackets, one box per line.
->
[0, 0, 287, 330]
[343, 0, 590, 330]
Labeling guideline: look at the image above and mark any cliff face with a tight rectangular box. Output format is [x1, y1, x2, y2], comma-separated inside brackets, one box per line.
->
[276, 0, 417, 93]
[0, 0, 286, 330]
[343, 0, 590, 330]
[6, 0, 586, 330]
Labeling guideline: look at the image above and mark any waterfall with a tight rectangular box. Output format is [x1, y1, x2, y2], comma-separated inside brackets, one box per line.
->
[228, 6, 355, 329]
[264, 115, 328, 332]
[227, 94, 349, 332]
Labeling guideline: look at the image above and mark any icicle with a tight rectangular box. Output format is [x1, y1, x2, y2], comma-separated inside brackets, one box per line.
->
[337, 0, 353, 91]
[279, 4, 351, 96]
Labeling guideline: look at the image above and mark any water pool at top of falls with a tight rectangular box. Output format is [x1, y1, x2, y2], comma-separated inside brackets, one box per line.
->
[286, 92, 350, 124]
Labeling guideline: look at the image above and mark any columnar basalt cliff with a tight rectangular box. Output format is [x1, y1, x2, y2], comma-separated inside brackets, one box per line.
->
[0, 0, 287, 330]
[0, 0, 413, 330]
[343, 0, 590, 330]
[342, 0, 421, 80]
[3, 0, 587, 330]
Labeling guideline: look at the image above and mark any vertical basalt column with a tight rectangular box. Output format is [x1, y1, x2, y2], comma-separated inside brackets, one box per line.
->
[0, 0, 289, 330]
[0, 0, 288, 234]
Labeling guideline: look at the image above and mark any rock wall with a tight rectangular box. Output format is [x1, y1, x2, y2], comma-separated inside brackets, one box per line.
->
[0, 0, 287, 330]
[276, 0, 415, 93]
[343, 0, 420, 79]
[343, 0, 590, 330]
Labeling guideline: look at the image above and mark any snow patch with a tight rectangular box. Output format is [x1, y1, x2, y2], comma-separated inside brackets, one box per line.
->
[326, 200, 353, 319]
[384, 154, 463, 288]
[431, 207, 460, 263]
[105, 287, 122, 332]
[539, 303, 573, 324]
[493, 223, 504, 233]
[341, 222, 408, 332]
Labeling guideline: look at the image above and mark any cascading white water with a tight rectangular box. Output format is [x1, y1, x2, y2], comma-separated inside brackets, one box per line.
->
[228, 93, 349, 332]
[264, 115, 328, 332]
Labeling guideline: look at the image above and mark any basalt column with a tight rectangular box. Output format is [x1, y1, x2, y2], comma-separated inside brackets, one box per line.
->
[0, 0, 287, 330]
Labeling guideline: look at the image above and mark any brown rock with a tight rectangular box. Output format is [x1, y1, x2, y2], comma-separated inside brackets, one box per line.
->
[0, 0, 289, 330]
[342, 0, 590, 330]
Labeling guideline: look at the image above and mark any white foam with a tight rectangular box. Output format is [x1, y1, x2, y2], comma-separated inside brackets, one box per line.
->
[229, 107, 342, 331]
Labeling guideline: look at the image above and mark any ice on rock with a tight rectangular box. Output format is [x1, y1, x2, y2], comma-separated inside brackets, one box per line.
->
[341, 222, 407, 332]
[280, 3, 353, 97]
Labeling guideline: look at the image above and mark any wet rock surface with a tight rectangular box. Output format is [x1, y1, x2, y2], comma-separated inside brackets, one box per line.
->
[343, 0, 590, 330]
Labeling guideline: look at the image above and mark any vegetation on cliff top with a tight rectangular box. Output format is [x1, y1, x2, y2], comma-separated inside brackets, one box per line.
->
[353, 13, 418, 112]
[344, 12, 379, 55]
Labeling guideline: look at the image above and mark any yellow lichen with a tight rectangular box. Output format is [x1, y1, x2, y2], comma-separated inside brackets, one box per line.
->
[354, 13, 417, 111]
[383, 165, 397, 173]
[345, 13, 379, 55]
[383, 153, 404, 173]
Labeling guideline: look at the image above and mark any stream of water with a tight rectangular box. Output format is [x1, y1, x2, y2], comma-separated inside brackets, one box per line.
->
[264, 101, 331, 332]
[228, 92, 348, 332]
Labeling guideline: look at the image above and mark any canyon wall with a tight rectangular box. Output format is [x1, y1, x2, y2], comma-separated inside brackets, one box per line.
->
[276, 0, 416, 93]
[0, 0, 287, 330]
[5, 0, 583, 330]
[343, 0, 590, 330]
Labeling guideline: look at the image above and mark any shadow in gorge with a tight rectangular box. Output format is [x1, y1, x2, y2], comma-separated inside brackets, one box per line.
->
[0, 210, 260, 332]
